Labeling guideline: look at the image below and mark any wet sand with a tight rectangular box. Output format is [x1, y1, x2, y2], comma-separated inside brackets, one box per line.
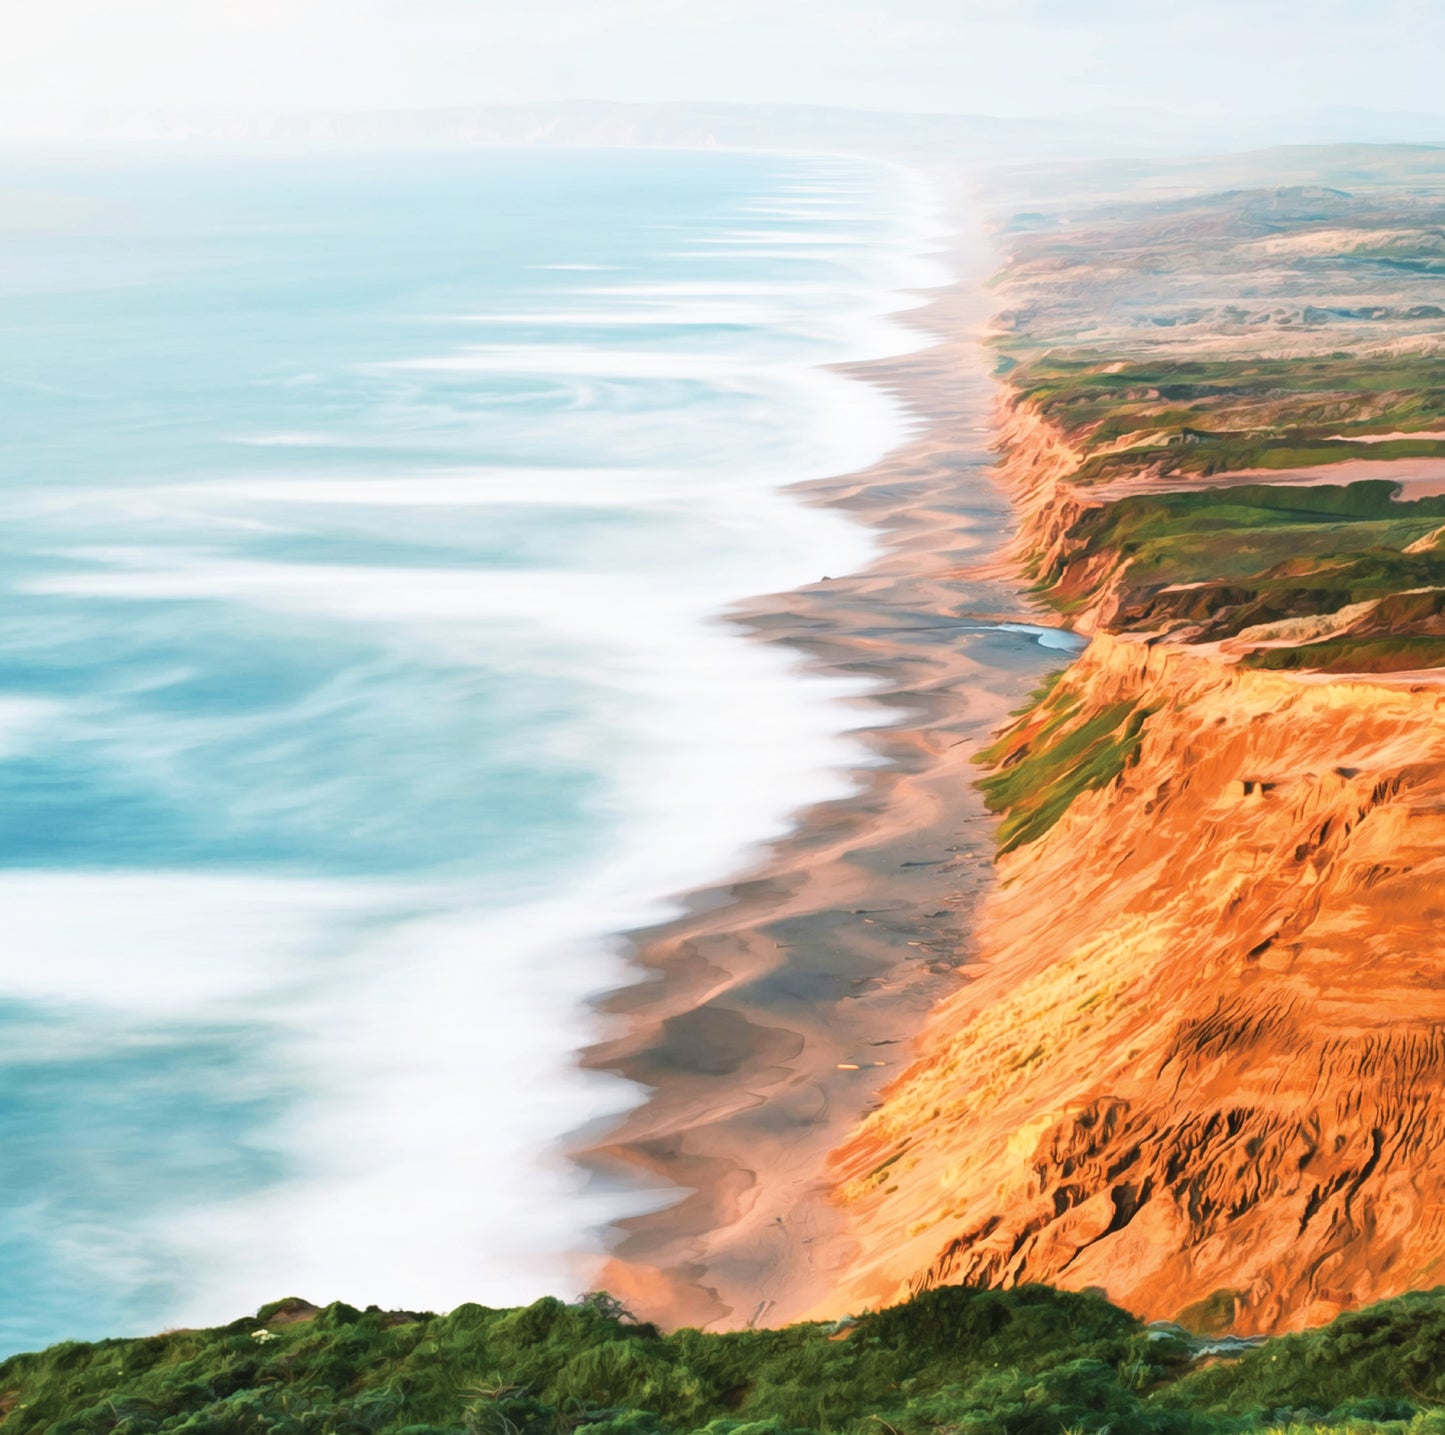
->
[577, 189, 1068, 1331]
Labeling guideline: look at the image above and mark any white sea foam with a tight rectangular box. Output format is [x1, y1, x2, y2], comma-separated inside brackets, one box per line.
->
[575, 281, 841, 296]
[176, 469, 679, 507]
[700, 229, 874, 246]
[444, 306, 789, 327]
[383, 307, 930, 378]
[0, 696, 63, 757]
[158, 548, 883, 1316]
[0, 872, 381, 1015]
[23, 513, 885, 1317]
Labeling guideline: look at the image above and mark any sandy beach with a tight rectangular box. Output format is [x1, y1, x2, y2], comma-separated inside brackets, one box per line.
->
[578, 188, 1068, 1331]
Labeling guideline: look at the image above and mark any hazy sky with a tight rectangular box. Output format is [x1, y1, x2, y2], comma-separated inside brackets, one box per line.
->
[8, 0, 1445, 118]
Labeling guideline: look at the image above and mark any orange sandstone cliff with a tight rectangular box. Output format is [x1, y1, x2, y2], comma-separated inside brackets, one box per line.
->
[822, 174, 1445, 1334]
[827, 627, 1445, 1334]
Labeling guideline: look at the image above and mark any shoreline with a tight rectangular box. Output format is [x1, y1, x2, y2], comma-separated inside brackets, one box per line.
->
[577, 185, 1069, 1330]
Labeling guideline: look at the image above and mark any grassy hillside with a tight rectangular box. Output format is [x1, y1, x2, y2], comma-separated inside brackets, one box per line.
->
[976, 683, 1153, 852]
[1008, 354, 1445, 477]
[9, 1285, 1445, 1435]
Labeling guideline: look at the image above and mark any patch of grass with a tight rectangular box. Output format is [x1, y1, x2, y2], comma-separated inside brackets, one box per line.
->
[1028, 482, 1445, 669]
[977, 690, 1154, 853]
[1011, 354, 1445, 459]
[1064, 481, 1445, 563]
[1238, 633, 1445, 672]
[1006, 667, 1071, 719]
[1167, 1287, 1445, 1416]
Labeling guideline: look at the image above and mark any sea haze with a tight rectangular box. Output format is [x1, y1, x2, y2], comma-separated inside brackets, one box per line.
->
[0, 146, 943, 1350]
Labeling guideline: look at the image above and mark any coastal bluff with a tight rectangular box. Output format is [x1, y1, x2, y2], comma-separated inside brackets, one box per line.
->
[822, 168, 1445, 1334]
[826, 628, 1445, 1333]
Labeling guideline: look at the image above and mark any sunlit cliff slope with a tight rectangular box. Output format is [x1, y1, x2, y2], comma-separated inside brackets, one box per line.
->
[825, 163, 1445, 1334]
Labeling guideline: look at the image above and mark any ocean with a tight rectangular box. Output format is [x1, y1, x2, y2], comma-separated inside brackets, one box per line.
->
[0, 145, 943, 1351]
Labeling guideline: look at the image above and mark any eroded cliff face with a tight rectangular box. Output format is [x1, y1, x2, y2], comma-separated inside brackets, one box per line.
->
[818, 178, 1445, 1336]
[825, 631, 1445, 1334]
[992, 402, 1117, 633]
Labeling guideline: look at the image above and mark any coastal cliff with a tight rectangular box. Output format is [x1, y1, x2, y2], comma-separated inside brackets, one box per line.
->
[828, 622, 1445, 1333]
[823, 175, 1445, 1334]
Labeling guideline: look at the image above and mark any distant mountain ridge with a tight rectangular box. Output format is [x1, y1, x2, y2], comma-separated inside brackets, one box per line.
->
[4, 99, 1445, 160]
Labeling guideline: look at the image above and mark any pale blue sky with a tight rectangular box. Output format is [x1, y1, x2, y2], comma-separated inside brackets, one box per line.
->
[7, 0, 1445, 119]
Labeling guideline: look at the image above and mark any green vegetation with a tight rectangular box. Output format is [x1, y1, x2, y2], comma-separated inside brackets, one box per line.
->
[1170, 1288, 1445, 1414]
[976, 686, 1152, 853]
[1006, 353, 1445, 668]
[1033, 481, 1445, 661]
[1009, 354, 1445, 465]
[980, 480, 1445, 845]
[1239, 633, 1445, 672]
[15, 1284, 1445, 1435]
[0, 1286, 1177, 1435]
[1044, 480, 1445, 592]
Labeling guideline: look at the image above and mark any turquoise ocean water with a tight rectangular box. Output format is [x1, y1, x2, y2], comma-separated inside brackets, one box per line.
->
[0, 147, 941, 1352]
